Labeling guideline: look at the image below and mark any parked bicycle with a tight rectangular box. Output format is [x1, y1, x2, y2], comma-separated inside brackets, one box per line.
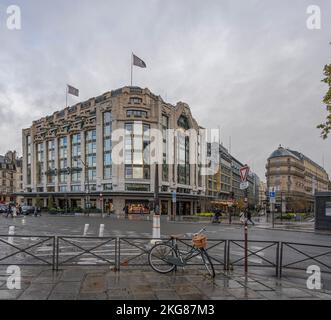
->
[148, 227, 215, 277]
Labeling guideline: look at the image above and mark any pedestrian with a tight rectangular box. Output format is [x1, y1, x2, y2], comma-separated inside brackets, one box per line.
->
[246, 208, 255, 226]
[140, 205, 144, 217]
[239, 210, 245, 224]
[6, 205, 13, 218]
[123, 205, 129, 219]
[18, 204, 22, 216]
[33, 206, 38, 217]
[12, 205, 17, 217]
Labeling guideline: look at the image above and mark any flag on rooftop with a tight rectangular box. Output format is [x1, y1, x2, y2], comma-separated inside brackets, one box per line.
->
[67, 84, 79, 97]
[132, 53, 147, 68]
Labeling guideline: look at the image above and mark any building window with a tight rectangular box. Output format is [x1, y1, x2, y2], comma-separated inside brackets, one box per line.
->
[103, 183, 113, 191]
[71, 133, 81, 183]
[85, 129, 96, 182]
[103, 112, 112, 179]
[129, 97, 142, 105]
[177, 133, 190, 185]
[27, 135, 31, 185]
[59, 185, 67, 192]
[124, 122, 150, 180]
[36, 143, 44, 184]
[126, 110, 147, 118]
[71, 185, 81, 192]
[47, 140, 55, 184]
[125, 183, 150, 192]
[162, 114, 169, 182]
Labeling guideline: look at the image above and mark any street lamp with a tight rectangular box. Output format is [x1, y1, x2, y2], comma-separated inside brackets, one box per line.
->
[79, 158, 90, 216]
[100, 193, 104, 217]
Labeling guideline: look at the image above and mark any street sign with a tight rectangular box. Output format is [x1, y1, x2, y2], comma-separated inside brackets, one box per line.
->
[270, 197, 276, 204]
[269, 191, 276, 198]
[240, 181, 249, 190]
[240, 165, 250, 182]
[172, 191, 176, 203]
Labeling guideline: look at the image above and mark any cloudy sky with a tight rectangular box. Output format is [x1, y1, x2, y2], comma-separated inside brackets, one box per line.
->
[0, 0, 330, 180]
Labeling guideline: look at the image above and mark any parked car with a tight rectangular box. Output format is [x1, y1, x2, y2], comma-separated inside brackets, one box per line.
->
[22, 205, 35, 215]
[0, 204, 8, 213]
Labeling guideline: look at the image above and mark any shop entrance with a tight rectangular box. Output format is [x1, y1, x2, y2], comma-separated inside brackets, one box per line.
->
[125, 200, 150, 214]
[177, 201, 191, 215]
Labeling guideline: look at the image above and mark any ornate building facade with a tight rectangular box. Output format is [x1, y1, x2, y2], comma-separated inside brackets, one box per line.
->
[266, 145, 330, 212]
[20, 86, 212, 215]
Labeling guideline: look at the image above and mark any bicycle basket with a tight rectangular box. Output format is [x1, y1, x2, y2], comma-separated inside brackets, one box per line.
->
[192, 234, 207, 248]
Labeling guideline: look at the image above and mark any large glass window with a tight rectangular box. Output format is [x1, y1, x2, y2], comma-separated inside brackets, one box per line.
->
[85, 129, 96, 183]
[124, 122, 150, 180]
[47, 140, 55, 184]
[71, 133, 81, 183]
[162, 115, 169, 181]
[103, 112, 112, 179]
[36, 143, 44, 184]
[177, 115, 190, 185]
[27, 135, 31, 185]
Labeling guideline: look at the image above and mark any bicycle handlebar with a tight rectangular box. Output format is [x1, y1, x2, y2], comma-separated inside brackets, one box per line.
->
[194, 227, 206, 235]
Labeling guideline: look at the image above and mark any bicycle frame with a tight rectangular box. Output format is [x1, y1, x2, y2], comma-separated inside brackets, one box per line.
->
[171, 238, 202, 266]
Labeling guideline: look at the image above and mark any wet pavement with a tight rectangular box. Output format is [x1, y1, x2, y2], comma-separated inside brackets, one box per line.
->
[0, 266, 330, 300]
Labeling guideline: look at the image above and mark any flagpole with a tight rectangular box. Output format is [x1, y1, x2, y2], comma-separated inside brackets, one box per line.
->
[131, 52, 133, 86]
[65, 84, 68, 107]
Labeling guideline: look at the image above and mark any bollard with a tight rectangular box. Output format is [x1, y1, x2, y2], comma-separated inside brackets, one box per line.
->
[83, 224, 89, 236]
[8, 226, 15, 244]
[99, 224, 105, 237]
[151, 214, 161, 244]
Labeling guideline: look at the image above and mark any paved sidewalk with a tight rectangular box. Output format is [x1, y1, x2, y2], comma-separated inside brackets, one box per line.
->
[0, 266, 330, 300]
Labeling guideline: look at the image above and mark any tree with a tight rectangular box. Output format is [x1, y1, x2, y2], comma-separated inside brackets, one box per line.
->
[317, 64, 331, 139]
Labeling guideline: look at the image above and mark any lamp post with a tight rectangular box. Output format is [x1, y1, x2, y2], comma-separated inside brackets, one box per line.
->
[100, 193, 104, 218]
[79, 158, 90, 216]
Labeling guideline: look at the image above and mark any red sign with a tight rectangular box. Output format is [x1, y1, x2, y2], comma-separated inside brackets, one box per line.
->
[240, 165, 250, 182]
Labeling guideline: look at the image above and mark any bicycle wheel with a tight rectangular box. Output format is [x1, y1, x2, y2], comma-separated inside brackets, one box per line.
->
[148, 243, 177, 274]
[200, 248, 215, 278]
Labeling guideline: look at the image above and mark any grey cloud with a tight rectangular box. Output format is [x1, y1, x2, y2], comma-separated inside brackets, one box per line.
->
[0, 0, 330, 179]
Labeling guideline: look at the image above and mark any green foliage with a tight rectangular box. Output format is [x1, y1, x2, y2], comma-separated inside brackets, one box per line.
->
[318, 64, 331, 139]
[194, 212, 214, 217]
[47, 196, 55, 210]
[35, 197, 43, 208]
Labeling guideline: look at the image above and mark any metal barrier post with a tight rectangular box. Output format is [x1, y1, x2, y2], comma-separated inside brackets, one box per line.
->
[279, 242, 283, 278]
[117, 237, 120, 271]
[227, 240, 231, 270]
[224, 240, 227, 270]
[275, 241, 280, 277]
[56, 236, 60, 271]
[52, 236, 56, 271]
[244, 222, 248, 273]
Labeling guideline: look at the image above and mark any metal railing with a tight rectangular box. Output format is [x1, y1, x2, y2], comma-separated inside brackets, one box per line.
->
[0, 235, 55, 270]
[280, 242, 331, 277]
[56, 236, 117, 271]
[0, 234, 330, 279]
[227, 240, 280, 276]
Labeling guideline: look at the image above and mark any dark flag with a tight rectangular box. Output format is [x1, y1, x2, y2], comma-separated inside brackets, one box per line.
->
[132, 54, 147, 68]
[67, 85, 79, 97]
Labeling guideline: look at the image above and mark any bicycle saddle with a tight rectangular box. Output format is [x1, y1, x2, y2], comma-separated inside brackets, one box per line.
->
[170, 234, 184, 239]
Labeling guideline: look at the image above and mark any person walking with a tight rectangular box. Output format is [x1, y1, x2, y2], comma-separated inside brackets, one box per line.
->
[123, 204, 129, 219]
[140, 205, 144, 217]
[246, 208, 255, 226]
[6, 205, 13, 218]
[12, 205, 17, 217]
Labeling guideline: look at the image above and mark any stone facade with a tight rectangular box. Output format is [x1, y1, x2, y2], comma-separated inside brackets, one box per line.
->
[0, 151, 22, 204]
[266, 145, 330, 212]
[20, 86, 211, 216]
